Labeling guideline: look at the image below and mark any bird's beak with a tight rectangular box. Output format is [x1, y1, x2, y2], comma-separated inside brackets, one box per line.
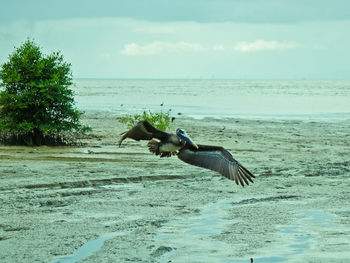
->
[179, 131, 199, 149]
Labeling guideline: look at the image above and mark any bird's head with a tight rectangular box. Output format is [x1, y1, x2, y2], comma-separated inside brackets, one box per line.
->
[176, 128, 198, 149]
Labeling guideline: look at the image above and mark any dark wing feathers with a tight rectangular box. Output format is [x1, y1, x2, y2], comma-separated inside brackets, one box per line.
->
[177, 144, 255, 187]
[119, 120, 169, 146]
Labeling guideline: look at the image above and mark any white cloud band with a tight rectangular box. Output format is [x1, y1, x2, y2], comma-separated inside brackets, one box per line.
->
[120, 40, 300, 56]
[120, 41, 207, 55]
[233, 40, 300, 52]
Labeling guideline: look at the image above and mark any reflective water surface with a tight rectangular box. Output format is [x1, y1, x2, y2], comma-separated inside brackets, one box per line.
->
[73, 79, 350, 120]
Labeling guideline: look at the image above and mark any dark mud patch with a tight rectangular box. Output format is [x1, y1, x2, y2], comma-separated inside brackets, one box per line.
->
[19, 174, 188, 191]
[151, 246, 177, 258]
[3, 226, 30, 232]
[40, 200, 71, 208]
[230, 195, 300, 205]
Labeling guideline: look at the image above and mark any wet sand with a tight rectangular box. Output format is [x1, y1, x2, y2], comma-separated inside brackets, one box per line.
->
[1, 113, 350, 262]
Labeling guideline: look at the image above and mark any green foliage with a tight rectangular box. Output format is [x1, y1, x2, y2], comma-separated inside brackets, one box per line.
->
[0, 39, 89, 145]
[118, 110, 172, 131]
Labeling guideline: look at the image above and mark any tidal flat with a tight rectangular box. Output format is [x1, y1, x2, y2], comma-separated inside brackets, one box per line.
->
[1, 113, 350, 262]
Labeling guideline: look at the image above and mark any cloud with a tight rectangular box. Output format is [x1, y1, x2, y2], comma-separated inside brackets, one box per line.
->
[1, 16, 347, 78]
[233, 40, 300, 52]
[212, 45, 225, 51]
[120, 41, 208, 55]
[120, 40, 302, 56]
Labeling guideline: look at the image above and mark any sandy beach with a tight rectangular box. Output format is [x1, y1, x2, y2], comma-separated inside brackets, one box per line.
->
[1, 112, 350, 263]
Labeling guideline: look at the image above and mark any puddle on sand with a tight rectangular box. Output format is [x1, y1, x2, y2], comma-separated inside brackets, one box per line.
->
[299, 210, 339, 226]
[50, 231, 131, 263]
[155, 198, 341, 263]
[155, 199, 241, 263]
[233, 210, 340, 263]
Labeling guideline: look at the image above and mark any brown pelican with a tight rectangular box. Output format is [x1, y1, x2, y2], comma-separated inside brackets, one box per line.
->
[118, 120, 255, 187]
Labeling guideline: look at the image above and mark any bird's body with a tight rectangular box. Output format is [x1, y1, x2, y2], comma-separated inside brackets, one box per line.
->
[159, 141, 181, 153]
[119, 120, 255, 187]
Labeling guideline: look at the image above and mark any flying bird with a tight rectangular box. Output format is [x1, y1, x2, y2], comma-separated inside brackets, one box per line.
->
[118, 120, 255, 187]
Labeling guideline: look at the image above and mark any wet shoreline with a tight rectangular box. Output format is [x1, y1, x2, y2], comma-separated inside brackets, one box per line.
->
[1, 115, 350, 262]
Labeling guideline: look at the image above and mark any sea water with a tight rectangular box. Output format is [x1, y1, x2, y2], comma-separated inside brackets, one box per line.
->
[73, 79, 350, 120]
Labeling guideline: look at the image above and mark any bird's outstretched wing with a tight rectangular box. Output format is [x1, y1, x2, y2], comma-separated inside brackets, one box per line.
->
[177, 144, 255, 187]
[118, 120, 170, 146]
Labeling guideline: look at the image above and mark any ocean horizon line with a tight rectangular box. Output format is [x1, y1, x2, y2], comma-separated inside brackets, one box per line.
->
[73, 77, 350, 81]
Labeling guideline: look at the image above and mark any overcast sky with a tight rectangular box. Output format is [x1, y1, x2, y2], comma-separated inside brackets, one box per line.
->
[1, 0, 349, 79]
